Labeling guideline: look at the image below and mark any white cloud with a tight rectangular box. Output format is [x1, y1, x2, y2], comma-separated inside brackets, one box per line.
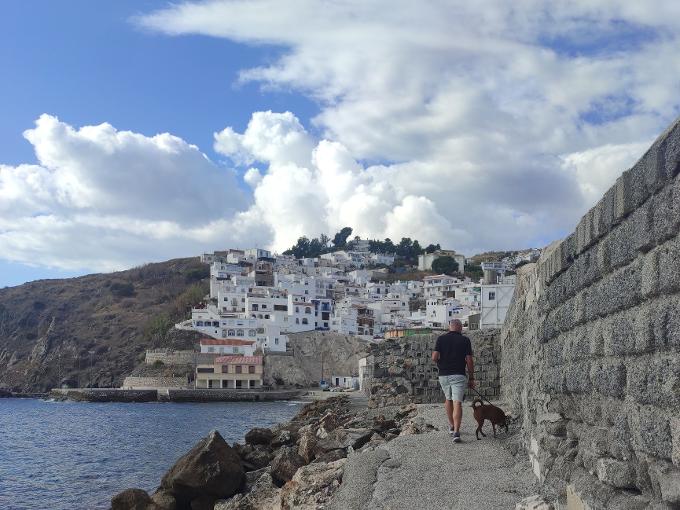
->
[135, 0, 680, 256]
[5, 2, 680, 274]
[0, 115, 259, 271]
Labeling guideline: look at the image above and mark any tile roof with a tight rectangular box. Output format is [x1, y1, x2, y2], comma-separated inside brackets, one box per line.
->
[200, 338, 256, 346]
[215, 355, 263, 364]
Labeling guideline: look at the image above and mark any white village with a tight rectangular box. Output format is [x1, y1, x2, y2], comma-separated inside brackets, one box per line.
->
[151, 237, 538, 392]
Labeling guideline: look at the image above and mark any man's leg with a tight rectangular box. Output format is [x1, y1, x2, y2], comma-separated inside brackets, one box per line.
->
[452, 400, 463, 432]
[444, 398, 454, 428]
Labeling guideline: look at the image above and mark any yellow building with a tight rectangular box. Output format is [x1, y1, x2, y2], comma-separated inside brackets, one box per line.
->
[195, 355, 263, 389]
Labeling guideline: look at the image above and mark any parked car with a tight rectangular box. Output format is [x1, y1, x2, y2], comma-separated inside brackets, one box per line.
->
[319, 380, 330, 391]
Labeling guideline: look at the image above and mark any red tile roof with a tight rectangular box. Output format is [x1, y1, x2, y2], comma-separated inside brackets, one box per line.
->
[215, 355, 263, 364]
[200, 338, 255, 346]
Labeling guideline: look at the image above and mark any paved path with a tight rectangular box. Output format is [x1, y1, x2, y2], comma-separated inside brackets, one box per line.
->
[330, 404, 538, 510]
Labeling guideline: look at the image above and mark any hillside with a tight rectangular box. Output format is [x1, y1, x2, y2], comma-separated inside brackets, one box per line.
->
[0, 258, 208, 392]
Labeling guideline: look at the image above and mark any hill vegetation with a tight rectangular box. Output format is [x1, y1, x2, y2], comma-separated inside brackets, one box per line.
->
[0, 258, 208, 392]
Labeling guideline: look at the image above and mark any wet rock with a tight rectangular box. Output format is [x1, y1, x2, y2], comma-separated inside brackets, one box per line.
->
[160, 430, 244, 509]
[111, 488, 155, 510]
[245, 427, 273, 446]
[280, 458, 346, 510]
[270, 446, 305, 485]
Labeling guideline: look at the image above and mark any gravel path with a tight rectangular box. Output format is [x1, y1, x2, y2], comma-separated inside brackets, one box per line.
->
[330, 403, 538, 510]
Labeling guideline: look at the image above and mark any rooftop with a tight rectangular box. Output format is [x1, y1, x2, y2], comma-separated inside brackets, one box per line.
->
[215, 355, 263, 364]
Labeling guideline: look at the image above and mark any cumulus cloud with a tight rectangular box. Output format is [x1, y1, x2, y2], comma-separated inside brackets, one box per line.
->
[0, 115, 263, 271]
[136, 0, 680, 255]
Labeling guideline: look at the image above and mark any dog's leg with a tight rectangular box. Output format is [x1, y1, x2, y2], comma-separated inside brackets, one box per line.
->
[492, 423, 497, 438]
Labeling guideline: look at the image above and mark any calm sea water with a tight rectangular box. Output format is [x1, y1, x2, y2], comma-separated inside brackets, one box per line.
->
[0, 398, 303, 510]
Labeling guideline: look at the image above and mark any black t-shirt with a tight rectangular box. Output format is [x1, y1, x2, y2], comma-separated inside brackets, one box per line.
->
[434, 332, 473, 376]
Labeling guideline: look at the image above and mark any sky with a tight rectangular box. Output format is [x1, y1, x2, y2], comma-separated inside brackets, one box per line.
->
[2, 0, 680, 287]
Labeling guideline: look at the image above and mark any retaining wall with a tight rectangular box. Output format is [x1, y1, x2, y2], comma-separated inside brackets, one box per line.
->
[121, 376, 189, 389]
[501, 117, 680, 508]
[145, 350, 216, 365]
[363, 329, 500, 408]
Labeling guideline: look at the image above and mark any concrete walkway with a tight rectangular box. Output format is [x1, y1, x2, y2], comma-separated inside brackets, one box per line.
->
[330, 404, 539, 510]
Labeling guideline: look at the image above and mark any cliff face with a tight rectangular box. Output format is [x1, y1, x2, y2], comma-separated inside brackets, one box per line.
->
[0, 258, 207, 392]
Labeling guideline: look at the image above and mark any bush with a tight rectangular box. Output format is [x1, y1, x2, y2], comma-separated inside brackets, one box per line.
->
[184, 266, 209, 282]
[110, 282, 135, 298]
[153, 360, 165, 368]
[431, 256, 459, 275]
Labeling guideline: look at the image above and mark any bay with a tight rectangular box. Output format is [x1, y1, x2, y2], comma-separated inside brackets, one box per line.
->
[0, 398, 303, 510]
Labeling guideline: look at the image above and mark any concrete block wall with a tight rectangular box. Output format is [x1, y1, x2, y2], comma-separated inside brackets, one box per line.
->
[501, 117, 680, 508]
[121, 376, 189, 389]
[364, 330, 500, 408]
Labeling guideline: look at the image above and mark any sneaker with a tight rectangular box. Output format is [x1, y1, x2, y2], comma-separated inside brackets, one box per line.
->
[448, 426, 455, 436]
[452, 432, 461, 443]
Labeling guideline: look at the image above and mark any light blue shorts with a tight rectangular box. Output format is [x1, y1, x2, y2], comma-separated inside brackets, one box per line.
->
[438, 374, 467, 401]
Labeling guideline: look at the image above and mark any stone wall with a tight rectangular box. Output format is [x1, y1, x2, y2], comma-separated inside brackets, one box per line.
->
[145, 349, 216, 365]
[501, 118, 680, 508]
[364, 329, 500, 408]
[121, 376, 189, 389]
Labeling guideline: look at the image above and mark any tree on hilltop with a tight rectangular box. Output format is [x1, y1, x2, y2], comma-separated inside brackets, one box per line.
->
[432, 256, 459, 275]
[332, 227, 353, 248]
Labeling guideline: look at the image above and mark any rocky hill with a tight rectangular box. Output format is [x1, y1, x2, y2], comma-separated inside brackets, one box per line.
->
[0, 258, 209, 392]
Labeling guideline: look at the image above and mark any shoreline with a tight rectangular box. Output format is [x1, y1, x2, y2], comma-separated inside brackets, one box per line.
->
[49, 387, 304, 403]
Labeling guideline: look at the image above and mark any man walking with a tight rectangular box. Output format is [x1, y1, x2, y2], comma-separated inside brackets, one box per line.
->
[432, 319, 474, 442]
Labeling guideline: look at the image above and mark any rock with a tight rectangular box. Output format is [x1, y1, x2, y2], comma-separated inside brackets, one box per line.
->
[297, 429, 318, 464]
[596, 458, 636, 489]
[214, 472, 281, 510]
[111, 488, 155, 510]
[150, 489, 176, 510]
[271, 429, 295, 447]
[270, 446, 305, 485]
[515, 494, 553, 510]
[160, 430, 244, 509]
[313, 449, 347, 464]
[280, 459, 346, 510]
[316, 427, 373, 452]
[372, 415, 396, 432]
[244, 466, 271, 492]
[241, 446, 273, 472]
[245, 427, 273, 446]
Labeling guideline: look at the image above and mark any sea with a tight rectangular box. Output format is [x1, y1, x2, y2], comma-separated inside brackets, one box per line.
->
[0, 397, 304, 510]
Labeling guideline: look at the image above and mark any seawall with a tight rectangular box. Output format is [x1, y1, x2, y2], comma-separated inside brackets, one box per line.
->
[50, 388, 302, 403]
[501, 117, 680, 507]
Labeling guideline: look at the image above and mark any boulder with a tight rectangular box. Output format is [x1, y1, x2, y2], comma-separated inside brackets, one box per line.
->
[214, 472, 281, 510]
[238, 445, 273, 472]
[316, 428, 373, 452]
[270, 446, 305, 485]
[150, 489, 176, 510]
[111, 488, 155, 510]
[313, 449, 346, 464]
[244, 427, 273, 446]
[280, 459, 346, 510]
[271, 428, 295, 447]
[160, 430, 244, 509]
[297, 429, 317, 464]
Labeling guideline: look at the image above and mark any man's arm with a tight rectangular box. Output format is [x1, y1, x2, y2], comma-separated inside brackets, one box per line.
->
[432, 350, 440, 363]
[466, 355, 475, 388]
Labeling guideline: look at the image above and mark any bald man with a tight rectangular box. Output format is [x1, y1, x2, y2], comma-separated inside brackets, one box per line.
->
[432, 319, 475, 442]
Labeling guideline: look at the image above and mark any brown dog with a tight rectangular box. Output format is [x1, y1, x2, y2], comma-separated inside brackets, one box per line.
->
[472, 398, 508, 440]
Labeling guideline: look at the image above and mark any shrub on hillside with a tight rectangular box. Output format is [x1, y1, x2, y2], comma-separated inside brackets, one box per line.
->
[110, 282, 135, 298]
[431, 256, 459, 275]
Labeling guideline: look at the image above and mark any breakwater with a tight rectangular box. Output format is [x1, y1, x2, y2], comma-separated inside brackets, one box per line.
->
[50, 388, 302, 403]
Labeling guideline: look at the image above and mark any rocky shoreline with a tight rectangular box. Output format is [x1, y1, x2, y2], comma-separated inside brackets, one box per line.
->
[111, 396, 434, 510]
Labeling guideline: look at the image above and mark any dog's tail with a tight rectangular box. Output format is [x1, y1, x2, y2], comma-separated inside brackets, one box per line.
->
[472, 398, 483, 408]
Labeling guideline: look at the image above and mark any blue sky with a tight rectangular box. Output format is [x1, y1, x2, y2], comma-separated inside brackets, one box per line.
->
[0, 0, 316, 286]
[2, 1, 680, 288]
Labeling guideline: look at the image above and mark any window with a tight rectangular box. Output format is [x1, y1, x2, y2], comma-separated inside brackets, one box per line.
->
[262, 304, 267, 309]
[275, 338, 279, 345]
[249, 380, 256, 388]
[302, 318, 309, 325]
[213, 321, 219, 327]
[295, 307, 299, 313]
[296, 318, 300, 324]
[196, 321, 204, 327]
[197, 367, 214, 373]
[252, 304, 259, 311]
[208, 346, 215, 352]
[236, 329, 244, 336]
[228, 329, 235, 336]
[235, 380, 242, 388]
[305, 307, 311, 314]
[221, 365, 229, 373]
[236, 365, 242, 374]
[264, 314, 270, 319]
[248, 329, 256, 337]
[248, 365, 255, 374]
[488, 292, 496, 301]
